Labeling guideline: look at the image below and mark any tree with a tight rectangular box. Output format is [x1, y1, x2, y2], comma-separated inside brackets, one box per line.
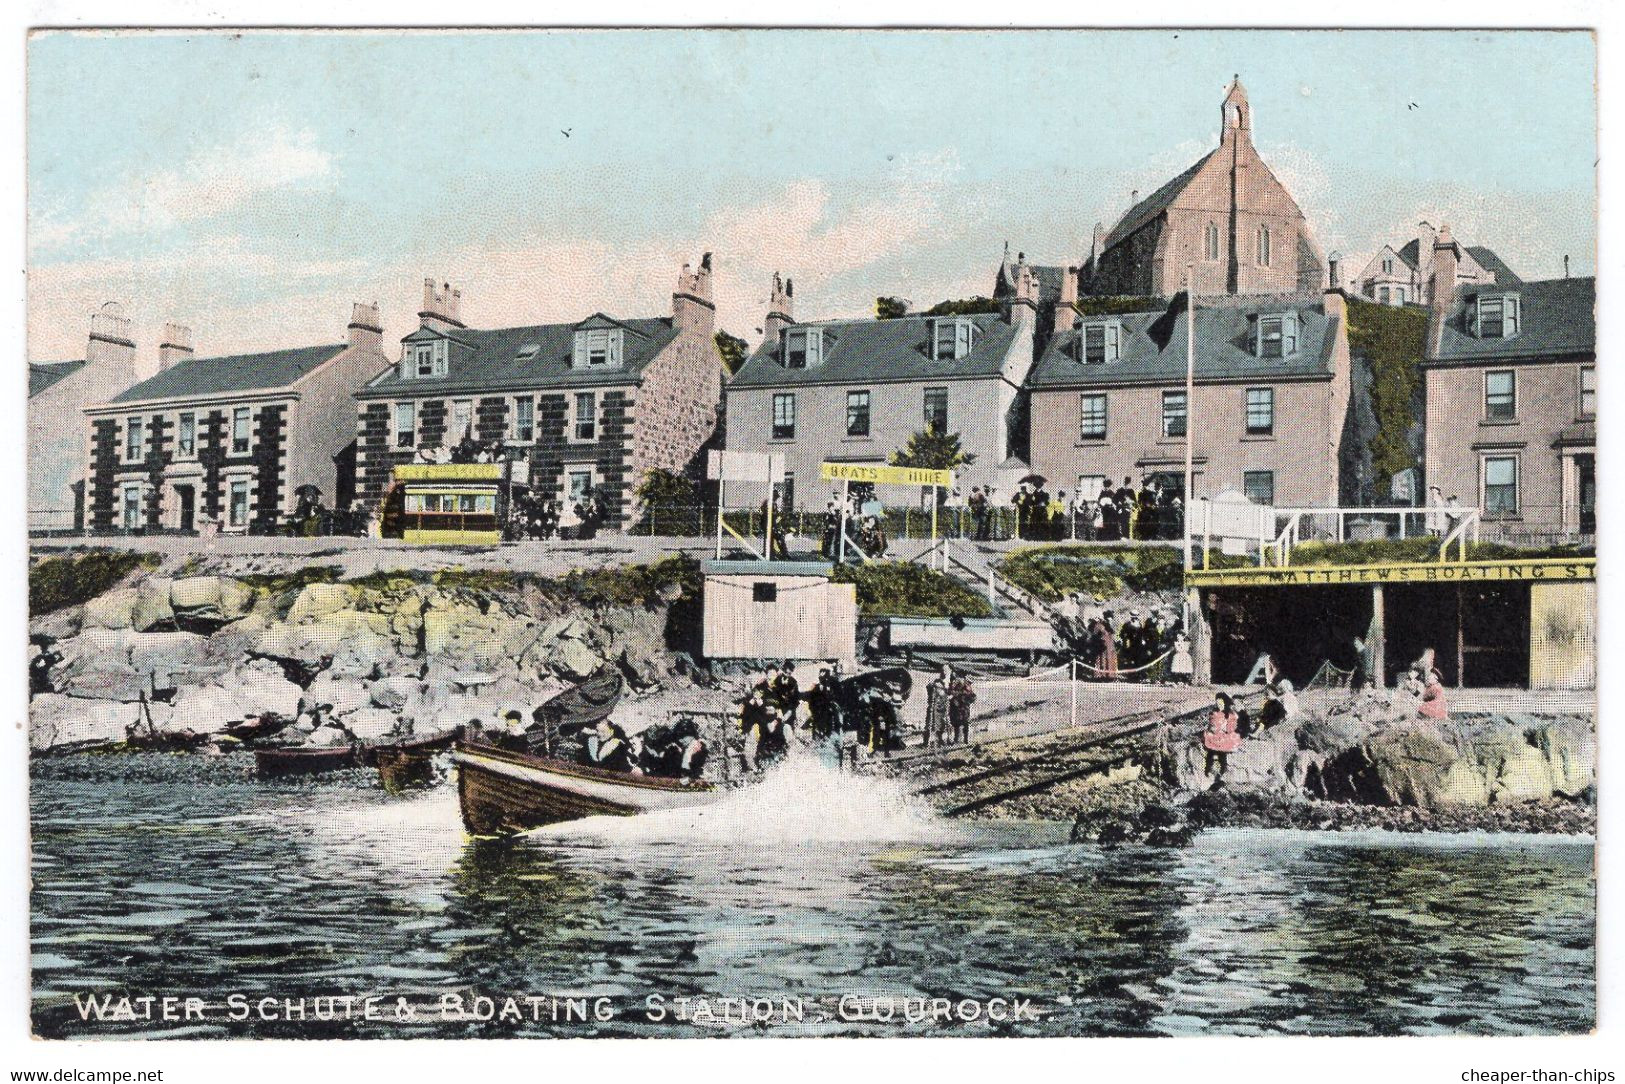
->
[922, 296, 1000, 317]
[633, 468, 701, 535]
[875, 296, 909, 319]
[714, 330, 749, 375]
[890, 428, 976, 509]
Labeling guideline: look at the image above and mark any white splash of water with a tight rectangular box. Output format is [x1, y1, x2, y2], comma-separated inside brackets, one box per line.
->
[526, 749, 956, 847]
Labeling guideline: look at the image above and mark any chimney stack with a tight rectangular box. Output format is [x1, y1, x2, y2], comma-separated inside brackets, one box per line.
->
[1053, 266, 1079, 336]
[1430, 224, 1461, 310]
[85, 301, 136, 376]
[157, 323, 194, 371]
[762, 272, 794, 346]
[1327, 251, 1343, 291]
[1008, 253, 1039, 330]
[348, 301, 383, 351]
[419, 278, 464, 332]
[673, 251, 716, 338]
[1322, 285, 1347, 321]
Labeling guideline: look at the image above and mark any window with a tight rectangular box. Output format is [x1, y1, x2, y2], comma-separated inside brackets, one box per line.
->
[1474, 294, 1521, 338]
[772, 393, 796, 440]
[124, 416, 145, 463]
[231, 407, 252, 455]
[1256, 314, 1298, 358]
[1483, 455, 1519, 517]
[846, 390, 871, 437]
[1382, 258, 1394, 274]
[1580, 365, 1596, 418]
[933, 318, 979, 361]
[451, 399, 473, 441]
[1080, 322, 1120, 364]
[1379, 287, 1390, 304]
[923, 387, 949, 434]
[573, 328, 623, 368]
[1256, 225, 1271, 267]
[121, 484, 143, 529]
[1161, 391, 1187, 438]
[566, 469, 594, 505]
[228, 478, 250, 527]
[393, 402, 416, 449]
[1485, 370, 1517, 420]
[1204, 222, 1220, 261]
[512, 397, 535, 443]
[405, 339, 448, 379]
[784, 328, 821, 369]
[1243, 470, 1276, 506]
[573, 392, 598, 441]
[1080, 393, 1107, 440]
[1245, 388, 1274, 436]
[177, 412, 196, 459]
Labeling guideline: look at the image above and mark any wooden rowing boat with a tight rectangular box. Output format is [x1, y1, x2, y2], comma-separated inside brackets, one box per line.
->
[376, 747, 437, 792]
[357, 724, 466, 767]
[452, 740, 719, 835]
[254, 744, 358, 778]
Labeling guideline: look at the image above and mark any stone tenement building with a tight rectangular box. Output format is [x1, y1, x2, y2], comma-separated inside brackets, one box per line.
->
[82, 304, 391, 534]
[1354, 221, 1520, 306]
[1081, 78, 1326, 299]
[28, 302, 146, 532]
[725, 262, 1041, 508]
[1421, 227, 1595, 537]
[1025, 288, 1353, 510]
[353, 257, 724, 526]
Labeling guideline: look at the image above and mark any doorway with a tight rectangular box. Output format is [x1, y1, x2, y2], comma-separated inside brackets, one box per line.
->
[174, 484, 196, 533]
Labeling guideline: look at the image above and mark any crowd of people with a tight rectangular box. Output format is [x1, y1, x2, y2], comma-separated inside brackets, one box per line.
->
[956, 476, 1185, 543]
[820, 488, 888, 560]
[1052, 599, 1191, 683]
[503, 487, 609, 541]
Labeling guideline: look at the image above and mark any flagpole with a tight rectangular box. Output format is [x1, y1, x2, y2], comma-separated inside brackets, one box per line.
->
[1182, 264, 1196, 628]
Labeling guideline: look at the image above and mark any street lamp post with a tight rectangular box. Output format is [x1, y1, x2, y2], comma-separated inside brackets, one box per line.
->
[1182, 264, 1196, 626]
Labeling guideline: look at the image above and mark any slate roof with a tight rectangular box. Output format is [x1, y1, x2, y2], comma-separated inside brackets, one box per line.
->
[29, 360, 85, 397]
[1464, 246, 1523, 285]
[360, 316, 680, 398]
[1429, 277, 1595, 365]
[1101, 152, 1216, 251]
[729, 312, 1018, 389]
[108, 344, 348, 405]
[1395, 240, 1422, 270]
[1027, 295, 1340, 389]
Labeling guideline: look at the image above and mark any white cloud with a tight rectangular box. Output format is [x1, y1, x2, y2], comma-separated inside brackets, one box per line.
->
[30, 125, 333, 254]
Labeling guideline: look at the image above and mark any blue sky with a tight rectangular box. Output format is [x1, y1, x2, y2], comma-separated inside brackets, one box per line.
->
[27, 29, 1597, 365]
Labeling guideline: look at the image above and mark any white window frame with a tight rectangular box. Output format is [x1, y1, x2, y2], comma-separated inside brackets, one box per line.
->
[783, 327, 821, 370]
[1161, 390, 1187, 438]
[1080, 393, 1108, 440]
[450, 398, 474, 441]
[1245, 387, 1275, 436]
[573, 328, 623, 369]
[1579, 365, 1596, 419]
[1243, 470, 1276, 506]
[176, 411, 197, 460]
[571, 391, 598, 443]
[934, 318, 979, 361]
[124, 416, 145, 464]
[511, 395, 535, 444]
[564, 467, 598, 506]
[393, 401, 417, 449]
[771, 392, 796, 441]
[120, 482, 144, 529]
[923, 386, 949, 434]
[1484, 369, 1517, 421]
[1257, 314, 1298, 358]
[227, 477, 251, 529]
[1473, 294, 1521, 339]
[1481, 453, 1520, 519]
[230, 407, 253, 456]
[845, 390, 871, 438]
[1079, 321, 1121, 364]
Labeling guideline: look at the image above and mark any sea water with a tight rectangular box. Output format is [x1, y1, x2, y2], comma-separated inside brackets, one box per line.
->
[29, 753, 1594, 1038]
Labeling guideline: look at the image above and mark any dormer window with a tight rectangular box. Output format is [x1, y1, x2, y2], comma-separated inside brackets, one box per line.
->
[573, 328, 623, 368]
[783, 327, 822, 369]
[402, 338, 448, 380]
[516, 343, 540, 362]
[1472, 293, 1521, 338]
[1078, 321, 1121, 364]
[933, 318, 979, 361]
[1254, 313, 1299, 358]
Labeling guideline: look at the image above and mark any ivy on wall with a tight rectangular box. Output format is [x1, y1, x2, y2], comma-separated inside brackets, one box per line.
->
[1345, 297, 1429, 494]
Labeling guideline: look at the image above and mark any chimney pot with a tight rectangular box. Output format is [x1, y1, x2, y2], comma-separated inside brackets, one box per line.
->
[158, 323, 194, 372]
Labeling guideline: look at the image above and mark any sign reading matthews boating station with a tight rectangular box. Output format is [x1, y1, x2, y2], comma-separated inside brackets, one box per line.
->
[819, 462, 955, 488]
[1184, 558, 1597, 588]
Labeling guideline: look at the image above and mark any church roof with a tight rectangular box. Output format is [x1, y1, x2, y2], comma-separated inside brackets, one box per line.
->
[1100, 151, 1216, 252]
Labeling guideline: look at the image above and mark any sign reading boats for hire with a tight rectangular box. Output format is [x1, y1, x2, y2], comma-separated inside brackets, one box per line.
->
[819, 462, 954, 488]
[16, 21, 1603, 1075]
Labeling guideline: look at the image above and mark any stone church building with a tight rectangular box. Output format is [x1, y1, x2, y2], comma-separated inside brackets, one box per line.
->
[1082, 78, 1326, 299]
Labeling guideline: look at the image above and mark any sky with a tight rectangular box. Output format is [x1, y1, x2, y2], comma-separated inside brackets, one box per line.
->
[26, 29, 1597, 369]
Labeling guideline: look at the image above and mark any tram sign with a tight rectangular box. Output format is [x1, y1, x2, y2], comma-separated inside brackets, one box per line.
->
[818, 462, 954, 488]
[1186, 557, 1596, 588]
